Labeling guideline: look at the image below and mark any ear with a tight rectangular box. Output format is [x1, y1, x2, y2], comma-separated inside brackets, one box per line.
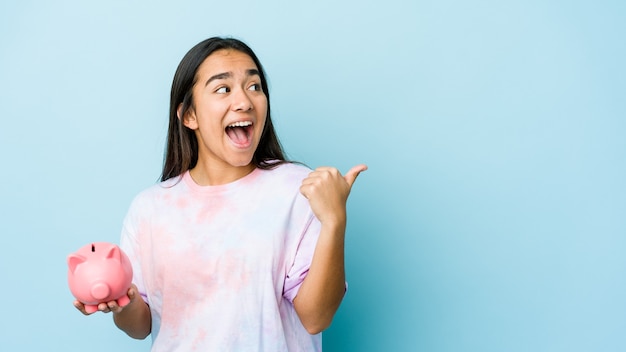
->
[106, 245, 122, 261]
[67, 254, 86, 274]
[179, 103, 198, 130]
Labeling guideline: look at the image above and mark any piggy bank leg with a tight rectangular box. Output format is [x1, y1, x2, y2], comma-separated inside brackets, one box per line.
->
[84, 304, 98, 314]
[117, 295, 131, 308]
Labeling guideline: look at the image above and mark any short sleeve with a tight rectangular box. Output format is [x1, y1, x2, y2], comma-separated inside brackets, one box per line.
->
[283, 214, 321, 303]
[119, 197, 149, 304]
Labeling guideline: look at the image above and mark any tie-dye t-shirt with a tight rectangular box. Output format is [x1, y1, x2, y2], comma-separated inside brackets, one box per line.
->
[119, 163, 322, 351]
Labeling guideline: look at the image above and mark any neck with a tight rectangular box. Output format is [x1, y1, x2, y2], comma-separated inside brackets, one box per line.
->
[188, 161, 255, 186]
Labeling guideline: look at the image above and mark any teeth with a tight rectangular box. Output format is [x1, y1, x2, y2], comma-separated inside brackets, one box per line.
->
[227, 121, 252, 128]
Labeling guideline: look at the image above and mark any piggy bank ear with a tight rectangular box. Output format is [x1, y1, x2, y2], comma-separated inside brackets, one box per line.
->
[67, 254, 86, 274]
[106, 246, 122, 261]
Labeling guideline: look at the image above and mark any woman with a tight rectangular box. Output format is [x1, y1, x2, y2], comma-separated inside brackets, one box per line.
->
[74, 37, 366, 351]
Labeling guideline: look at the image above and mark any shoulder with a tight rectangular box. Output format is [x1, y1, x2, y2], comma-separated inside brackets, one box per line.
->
[127, 176, 183, 210]
[266, 162, 312, 177]
[258, 162, 311, 185]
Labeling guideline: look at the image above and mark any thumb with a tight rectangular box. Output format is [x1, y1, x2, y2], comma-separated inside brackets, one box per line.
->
[127, 284, 138, 300]
[344, 164, 368, 188]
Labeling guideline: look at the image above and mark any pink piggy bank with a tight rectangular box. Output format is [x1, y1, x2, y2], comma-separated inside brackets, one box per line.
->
[67, 242, 133, 314]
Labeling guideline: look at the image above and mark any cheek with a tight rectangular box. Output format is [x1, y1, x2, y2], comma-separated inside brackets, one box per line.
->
[256, 118, 267, 140]
[198, 114, 225, 136]
[256, 102, 268, 133]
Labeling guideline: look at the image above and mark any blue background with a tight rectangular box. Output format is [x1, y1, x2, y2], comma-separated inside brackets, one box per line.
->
[1, 0, 624, 351]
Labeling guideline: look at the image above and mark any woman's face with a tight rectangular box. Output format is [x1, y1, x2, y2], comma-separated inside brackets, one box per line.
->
[182, 49, 268, 171]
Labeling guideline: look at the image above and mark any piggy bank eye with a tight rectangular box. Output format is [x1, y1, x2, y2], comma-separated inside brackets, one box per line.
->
[91, 244, 95, 252]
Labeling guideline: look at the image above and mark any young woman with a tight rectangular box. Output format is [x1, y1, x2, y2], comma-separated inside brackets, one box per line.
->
[74, 37, 366, 351]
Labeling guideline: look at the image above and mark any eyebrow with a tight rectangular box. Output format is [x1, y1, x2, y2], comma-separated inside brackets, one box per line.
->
[204, 69, 261, 86]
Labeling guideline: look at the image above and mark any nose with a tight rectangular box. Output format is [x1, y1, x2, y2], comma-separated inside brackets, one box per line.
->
[232, 88, 253, 112]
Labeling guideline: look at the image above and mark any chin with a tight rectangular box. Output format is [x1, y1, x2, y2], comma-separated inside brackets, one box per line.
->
[228, 157, 255, 168]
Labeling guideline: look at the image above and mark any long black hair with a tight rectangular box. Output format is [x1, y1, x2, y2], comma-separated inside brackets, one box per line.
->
[161, 37, 287, 182]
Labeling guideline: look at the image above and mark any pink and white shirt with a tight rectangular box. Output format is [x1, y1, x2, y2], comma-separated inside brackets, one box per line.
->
[120, 163, 322, 351]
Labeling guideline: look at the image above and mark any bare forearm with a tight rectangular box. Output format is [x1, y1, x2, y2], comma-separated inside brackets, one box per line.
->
[294, 219, 347, 334]
[113, 297, 152, 339]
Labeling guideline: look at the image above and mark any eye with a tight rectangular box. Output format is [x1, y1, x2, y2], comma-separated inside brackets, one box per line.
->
[248, 83, 261, 92]
[216, 86, 230, 94]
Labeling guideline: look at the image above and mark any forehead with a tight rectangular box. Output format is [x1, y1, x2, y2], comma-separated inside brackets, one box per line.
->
[196, 49, 259, 78]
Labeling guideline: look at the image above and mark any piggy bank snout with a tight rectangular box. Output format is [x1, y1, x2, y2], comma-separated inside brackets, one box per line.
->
[91, 282, 111, 300]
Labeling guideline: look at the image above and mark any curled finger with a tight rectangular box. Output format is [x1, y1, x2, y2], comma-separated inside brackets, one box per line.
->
[74, 300, 91, 316]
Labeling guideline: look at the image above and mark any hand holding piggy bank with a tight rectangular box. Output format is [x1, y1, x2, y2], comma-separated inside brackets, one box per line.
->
[67, 242, 133, 314]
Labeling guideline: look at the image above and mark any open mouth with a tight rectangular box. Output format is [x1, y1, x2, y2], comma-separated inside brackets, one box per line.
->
[225, 121, 254, 147]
